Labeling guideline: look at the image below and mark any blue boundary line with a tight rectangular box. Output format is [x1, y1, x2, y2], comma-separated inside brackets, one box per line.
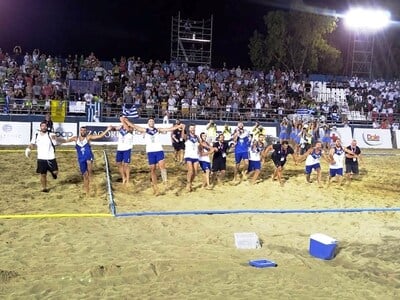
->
[103, 150, 116, 216]
[114, 207, 400, 217]
[103, 149, 400, 218]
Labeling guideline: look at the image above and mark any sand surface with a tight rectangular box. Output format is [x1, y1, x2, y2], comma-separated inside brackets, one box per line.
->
[0, 146, 399, 299]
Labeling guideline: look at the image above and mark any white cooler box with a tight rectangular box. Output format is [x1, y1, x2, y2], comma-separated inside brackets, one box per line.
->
[309, 233, 337, 260]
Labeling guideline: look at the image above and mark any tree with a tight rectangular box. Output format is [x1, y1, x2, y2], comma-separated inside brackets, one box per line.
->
[249, 8, 341, 73]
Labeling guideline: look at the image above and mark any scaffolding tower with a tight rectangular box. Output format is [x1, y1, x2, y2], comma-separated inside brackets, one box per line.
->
[350, 31, 374, 79]
[170, 12, 213, 66]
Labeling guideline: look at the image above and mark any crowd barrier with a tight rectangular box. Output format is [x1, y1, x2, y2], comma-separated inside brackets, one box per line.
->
[0, 121, 397, 149]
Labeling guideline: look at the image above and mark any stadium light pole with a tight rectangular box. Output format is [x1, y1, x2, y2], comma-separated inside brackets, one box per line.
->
[344, 8, 391, 79]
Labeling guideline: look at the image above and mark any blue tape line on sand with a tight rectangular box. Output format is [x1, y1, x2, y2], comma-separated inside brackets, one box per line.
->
[103, 150, 116, 216]
[114, 207, 400, 217]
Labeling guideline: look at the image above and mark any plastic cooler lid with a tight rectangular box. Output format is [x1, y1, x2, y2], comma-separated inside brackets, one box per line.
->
[310, 233, 337, 245]
[249, 259, 278, 268]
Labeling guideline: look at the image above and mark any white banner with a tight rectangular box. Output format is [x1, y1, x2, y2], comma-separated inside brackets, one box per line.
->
[353, 128, 392, 149]
[78, 122, 278, 146]
[32, 122, 78, 146]
[69, 101, 86, 113]
[395, 130, 400, 149]
[0, 122, 31, 145]
[334, 127, 352, 146]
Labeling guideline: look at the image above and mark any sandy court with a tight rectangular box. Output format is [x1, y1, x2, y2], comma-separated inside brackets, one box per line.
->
[0, 146, 399, 299]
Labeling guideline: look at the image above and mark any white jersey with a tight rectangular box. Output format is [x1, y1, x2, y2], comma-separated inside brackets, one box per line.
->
[31, 131, 56, 160]
[144, 128, 164, 153]
[248, 142, 264, 162]
[305, 149, 324, 166]
[184, 134, 200, 159]
[330, 146, 345, 169]
[117, 128, 134, 151]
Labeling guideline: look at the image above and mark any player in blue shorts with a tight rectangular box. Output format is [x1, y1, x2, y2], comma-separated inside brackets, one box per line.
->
[112, 117, 135, 185]
[248, 133, 266, 184]
[123, 117, 183, 195]
[198, 132, 214, 189]
[328, 138, 354, 186]
[232, 122, 251, 182]
[64, 125, 112, 196]
[300, 141, 329, 187]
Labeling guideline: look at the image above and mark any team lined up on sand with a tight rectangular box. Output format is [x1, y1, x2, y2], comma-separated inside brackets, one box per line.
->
[25, 116, 362, 195]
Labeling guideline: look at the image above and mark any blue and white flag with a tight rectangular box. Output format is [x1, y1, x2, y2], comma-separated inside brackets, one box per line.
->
[3, 95, 10, 114]
[122, 104, 139, 118]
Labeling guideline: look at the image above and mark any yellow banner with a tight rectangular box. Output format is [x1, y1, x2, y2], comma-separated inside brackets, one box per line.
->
[50, 100, 66, 122]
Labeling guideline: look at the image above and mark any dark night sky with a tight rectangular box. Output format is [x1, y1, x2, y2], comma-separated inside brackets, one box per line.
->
[0, 0, 397, 68]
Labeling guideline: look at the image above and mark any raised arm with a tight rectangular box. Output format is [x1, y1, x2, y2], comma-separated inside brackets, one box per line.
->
[159, 123, 184, 134]
[121, 116, 146, 133]
[87, 125, 113, 141]
[63, 136, 78, 144]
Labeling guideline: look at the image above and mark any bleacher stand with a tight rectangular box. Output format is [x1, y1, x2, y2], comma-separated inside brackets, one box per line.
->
[0, 46, 399, 130]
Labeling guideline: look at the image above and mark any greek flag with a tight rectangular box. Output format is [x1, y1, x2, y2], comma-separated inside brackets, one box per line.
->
[122, 104, 139, 118]
[3, 95, 10, 114]
[296, 108, 314, 115]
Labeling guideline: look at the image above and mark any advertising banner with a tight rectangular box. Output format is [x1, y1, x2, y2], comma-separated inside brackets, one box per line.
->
[395, 130, 400, 149]
[353, 128, 392, 149]
[330, 127, 352, 146]
[69, 101, 86, 113]
[78, 122, 278, 146]
[0, 122, 31, 145]
[32, 122, 78, 145]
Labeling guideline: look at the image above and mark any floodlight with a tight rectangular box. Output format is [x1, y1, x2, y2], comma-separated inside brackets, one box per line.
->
[344, 8, 391, 31]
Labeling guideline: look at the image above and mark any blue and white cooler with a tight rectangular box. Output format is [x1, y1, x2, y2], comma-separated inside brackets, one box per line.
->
[309, 233, 338, 260]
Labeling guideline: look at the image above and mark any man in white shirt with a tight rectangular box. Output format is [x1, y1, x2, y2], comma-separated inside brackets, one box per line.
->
[25, 121, 59, 192]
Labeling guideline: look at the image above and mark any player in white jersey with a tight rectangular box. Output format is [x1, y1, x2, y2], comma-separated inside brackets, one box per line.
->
[122, 117, 183, 195]
[183, 124, 200, 192]
[300, 141, 329, 187]
[112, 117, 135, 185]
[328, 138, 353, 186]
[247, 133, 266, 184]
[198, 132, 214, 189]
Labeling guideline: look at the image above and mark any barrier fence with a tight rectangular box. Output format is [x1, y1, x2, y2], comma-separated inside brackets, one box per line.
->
[2, 97, 399, 125]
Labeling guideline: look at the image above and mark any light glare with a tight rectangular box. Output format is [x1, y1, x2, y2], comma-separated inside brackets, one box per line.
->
[345, 8, 391, 31]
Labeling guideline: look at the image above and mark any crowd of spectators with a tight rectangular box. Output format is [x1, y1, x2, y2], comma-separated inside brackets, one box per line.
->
[0, 46, 399, 129]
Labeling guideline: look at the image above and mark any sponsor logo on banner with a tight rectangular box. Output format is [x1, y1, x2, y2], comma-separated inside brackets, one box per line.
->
[0, 122, 30, 145]
[2, 123, 12, 132]
[362, 132, 382, 146]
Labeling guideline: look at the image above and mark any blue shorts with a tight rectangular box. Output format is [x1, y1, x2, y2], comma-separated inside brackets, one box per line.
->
[116, 149, 132, 164]
[199, 161, 211, 172]
[78, 159, 92, 174]
[235, 152, 249, 164]
[248, 160, 261, 172]
[185, 157, 199, 164]
[305, 163, 320, 174]
[329, 168, 343, 177]
[147, 151, 165, 165]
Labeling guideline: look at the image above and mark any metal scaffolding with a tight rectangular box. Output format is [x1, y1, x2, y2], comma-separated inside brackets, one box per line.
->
[170, 12, 213, 66]
[350, 31, 374, 79]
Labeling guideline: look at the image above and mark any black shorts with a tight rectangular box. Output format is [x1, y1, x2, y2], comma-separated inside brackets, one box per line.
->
[172, 141, 185, 151]
[345, 162, 359, 174]
[212, 157, 226, 172]
[36, 159, 58, 175]
[273, 159, 286, 168]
